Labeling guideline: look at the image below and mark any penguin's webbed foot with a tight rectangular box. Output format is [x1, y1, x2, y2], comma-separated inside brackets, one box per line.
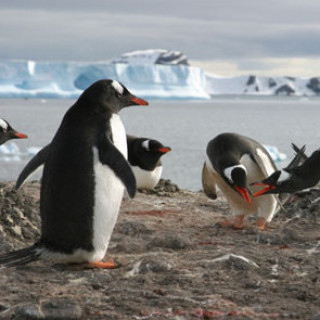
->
[216, 215, 245, 229]
[86, 260, 118, 269]
[256, 217, 267, 231]
[232, 214, 245, 229]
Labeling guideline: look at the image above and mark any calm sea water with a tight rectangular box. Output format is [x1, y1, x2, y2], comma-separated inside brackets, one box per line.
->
[1, 96, 320, 190]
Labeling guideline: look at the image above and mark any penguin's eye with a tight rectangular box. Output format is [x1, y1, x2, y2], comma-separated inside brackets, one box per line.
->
[116, 91, 122, 99]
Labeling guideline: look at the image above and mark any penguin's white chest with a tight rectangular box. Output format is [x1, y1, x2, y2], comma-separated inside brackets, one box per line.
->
[109, 114, 127, 158]
[91, 114, 127, 261]
[132, 165, 163, 189]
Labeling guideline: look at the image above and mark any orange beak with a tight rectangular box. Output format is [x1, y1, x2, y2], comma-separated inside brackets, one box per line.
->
[235, 185, 251, 204]
[131, 97, 149, 106]
[158, 147, 171, 153]
[14, 132, 28, 139]
[252, 183, 276, 197]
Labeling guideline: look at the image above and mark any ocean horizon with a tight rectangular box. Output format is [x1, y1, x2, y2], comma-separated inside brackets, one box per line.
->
[1, 96, 320, 191]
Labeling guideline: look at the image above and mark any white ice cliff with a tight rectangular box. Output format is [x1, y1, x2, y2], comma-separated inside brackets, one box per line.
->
[0, 50, 319, 99]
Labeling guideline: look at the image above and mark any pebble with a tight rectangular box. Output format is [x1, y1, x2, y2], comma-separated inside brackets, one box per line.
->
[12, 304, 43, 319]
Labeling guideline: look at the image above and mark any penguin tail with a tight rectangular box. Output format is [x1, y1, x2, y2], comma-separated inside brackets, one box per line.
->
[286, 144, 307, 169]
[0, 245, 41, 269]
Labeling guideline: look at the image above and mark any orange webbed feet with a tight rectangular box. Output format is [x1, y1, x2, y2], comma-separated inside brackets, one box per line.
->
[86, 260, 118, 269]
[256, 217, 267, 231]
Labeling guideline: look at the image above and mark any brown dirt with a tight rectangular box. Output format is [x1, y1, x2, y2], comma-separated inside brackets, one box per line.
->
[0, 180, 319, 319]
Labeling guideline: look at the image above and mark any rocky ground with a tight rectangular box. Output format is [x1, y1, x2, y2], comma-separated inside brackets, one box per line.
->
[0, 179, 319, 320]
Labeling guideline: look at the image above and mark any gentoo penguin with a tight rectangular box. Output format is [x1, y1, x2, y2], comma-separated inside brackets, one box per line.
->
[16, 135, 172, 191]
[202, 132, 281, 230]
[252, 148, 320, 196]
[0, 79, 148, 269]
[127, 135, 171, 189]
[0, 118, 27, 145]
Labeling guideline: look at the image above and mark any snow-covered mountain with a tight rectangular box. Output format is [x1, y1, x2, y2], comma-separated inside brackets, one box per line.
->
[0, 49, 319, 99]
[205, 73, 320, 96]
[111, 49, 189, 66]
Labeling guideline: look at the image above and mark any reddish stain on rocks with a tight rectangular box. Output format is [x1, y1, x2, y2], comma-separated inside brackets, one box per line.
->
[125, 209, 180, 216]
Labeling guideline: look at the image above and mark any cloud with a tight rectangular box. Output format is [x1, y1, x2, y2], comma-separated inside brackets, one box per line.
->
[0, 0, 319, 76]
[192, 57, 320, 77]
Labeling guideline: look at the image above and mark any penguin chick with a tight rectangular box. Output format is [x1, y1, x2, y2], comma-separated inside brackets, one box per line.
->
[0, 79, 148, 270]
[202, 132, 281, 230]
[127, 135, 171, 189]
[0, 119, 27, 145]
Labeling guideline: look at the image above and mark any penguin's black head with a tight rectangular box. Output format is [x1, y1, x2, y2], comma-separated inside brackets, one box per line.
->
[142, 139, 171, 156]
[129, 138, 171, 171]
[223, 165, 251, 204]
[0, 119, 28, 146]
[251, 170, 293, 196]
[78, 79, 148, 113]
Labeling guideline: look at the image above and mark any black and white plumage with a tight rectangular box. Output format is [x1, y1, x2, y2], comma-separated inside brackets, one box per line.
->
[0, 79, 148, 269]
[16, 135, 172, 191]
[253, 147, 320, 196]
[202, 132, 281, 230]
[127, 135, 171, 189]
[0, 118, 27, 145]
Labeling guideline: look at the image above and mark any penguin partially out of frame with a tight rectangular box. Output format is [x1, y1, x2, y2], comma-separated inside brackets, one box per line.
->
[0, 118, 27, 145]
[252, 146, 320, 196]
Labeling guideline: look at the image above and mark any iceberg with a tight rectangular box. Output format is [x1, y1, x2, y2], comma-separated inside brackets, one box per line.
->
[0, 57, 209, 100]
[0, 142, 22, 162]
[111, 49, 189, 66]
[0, 49, 319, 99]
[263, 145, 287, 162]
[0, 142, 41, 162]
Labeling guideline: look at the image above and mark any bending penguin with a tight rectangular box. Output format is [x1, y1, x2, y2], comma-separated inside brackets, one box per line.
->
[252, 147, 320, 196]
[0, 119, 27, 145]
[0, 79, 148, 269]
[202, 132, 281, 230]
[127, 135, 171, 189]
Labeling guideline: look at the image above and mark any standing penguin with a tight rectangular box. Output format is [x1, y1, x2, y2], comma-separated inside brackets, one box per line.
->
[202, 132, 281, 230]
[0, 79, 148, 269]
[127, 135, 171, 189]
[0, 119, 27, 145]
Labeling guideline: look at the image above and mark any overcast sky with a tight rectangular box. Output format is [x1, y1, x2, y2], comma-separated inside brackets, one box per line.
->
[1, 0, 319, 76]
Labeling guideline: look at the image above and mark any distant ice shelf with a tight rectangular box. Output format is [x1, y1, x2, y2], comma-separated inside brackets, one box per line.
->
[0, 48, 319, 100]
[0, 142, 41, 162]
[0, 59, 210, 100]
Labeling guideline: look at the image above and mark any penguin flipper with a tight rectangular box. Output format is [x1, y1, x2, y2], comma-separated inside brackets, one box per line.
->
[202, 163, 218, 200]
[0, 245, 41, 269]
[98, 139, 136, 198]
[286, 144, 307, 169]
[16, 144, 51, 190]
